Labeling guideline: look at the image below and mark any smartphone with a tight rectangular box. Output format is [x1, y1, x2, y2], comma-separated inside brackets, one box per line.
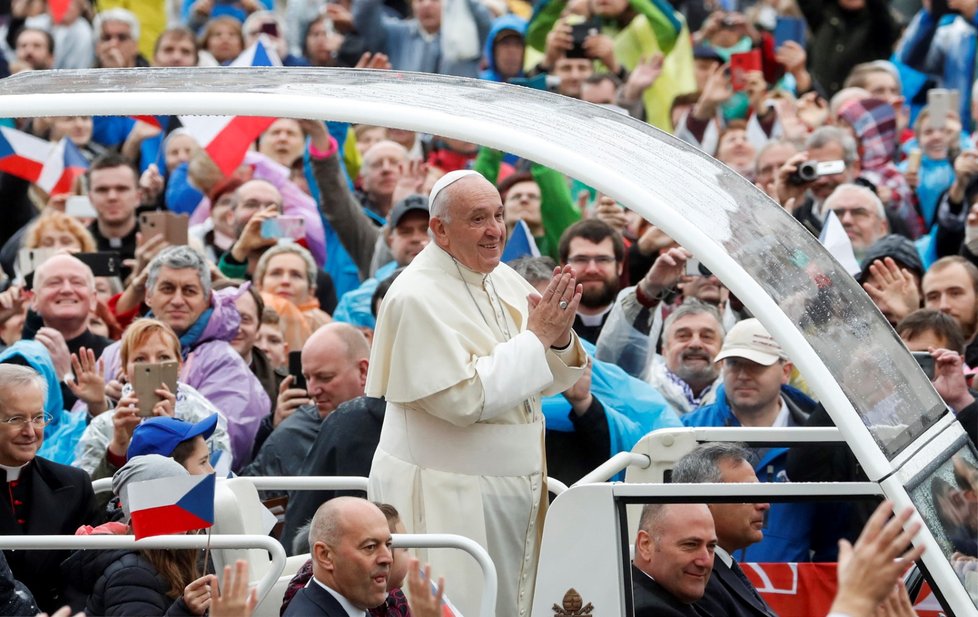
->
[684, 259, 713, 277]
[906, 150, 923, 175]
[566, 17, 600, 59]
[288, 350, 306, 391]
[259, 22, 279, 38]
[65, 195, 97, 218]
[729, 50, 762, 92]
[927, 88, 953, 130]
[74, 252, 121, 278]
[132, 360, 179, 417]
[16, 247, 57, 278]
[139, 211, 189, 245]
[261, 216, 306, 240]
[774, 16, 806, 49]
[911, 351, 935, 380]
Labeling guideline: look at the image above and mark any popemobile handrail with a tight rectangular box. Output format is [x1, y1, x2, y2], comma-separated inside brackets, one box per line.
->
[394, 533, 498, 617]
[0, 534, 285, 604]
[574, 426, 846, 485]
[92, 474, 570, 497]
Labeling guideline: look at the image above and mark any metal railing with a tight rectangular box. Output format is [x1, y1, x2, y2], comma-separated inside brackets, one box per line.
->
[393, 533, 497, 617]
[0, 534, 285, 604]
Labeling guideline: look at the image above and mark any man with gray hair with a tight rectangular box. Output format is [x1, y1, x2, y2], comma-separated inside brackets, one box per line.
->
[367, 169, 587, 615]
[93, 8, 146, 68]
[0, 364, 96, 613]
[824, 184, 890, 262]
[94, 246, 270, 469]
[774, 126, 861, 236]
[284, 496, 393, 616]
[672, 443, 777, 617]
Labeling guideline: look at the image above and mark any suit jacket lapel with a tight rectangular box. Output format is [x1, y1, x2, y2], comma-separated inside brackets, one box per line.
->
[715, 559, 775, 617]
[307, 581, 353, 617]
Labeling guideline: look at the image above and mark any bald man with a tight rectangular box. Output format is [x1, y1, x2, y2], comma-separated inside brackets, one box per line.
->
[240, 323, 369, 482]
[284, 497, 393, 616]
[23, 254, 111, 409]
[366, 170, 587, 615]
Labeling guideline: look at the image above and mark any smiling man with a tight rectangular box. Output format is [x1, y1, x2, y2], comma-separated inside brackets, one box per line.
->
[284, 497, 393, 616]
[632, 502, 717, 617]
[0, 365, 96, 613]
[673, 444, 778, 617]
[26, 254, 111, 410]
[366, 169, 587, 616]
[559, 219, 625, 343]
[825, 184, 889, 262]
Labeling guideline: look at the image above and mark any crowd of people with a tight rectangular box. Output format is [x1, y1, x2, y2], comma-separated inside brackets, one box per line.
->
[0, 0, 976, 614]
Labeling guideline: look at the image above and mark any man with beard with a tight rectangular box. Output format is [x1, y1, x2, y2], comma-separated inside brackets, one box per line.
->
[922, 256, 978, 365]
[593, 247, 725, 413]
[774, 126, 862, 236]
[648, 302, 725, 414]
[559, 219, 624, 343]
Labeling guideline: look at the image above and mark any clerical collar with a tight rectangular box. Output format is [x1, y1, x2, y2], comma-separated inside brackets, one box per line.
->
[0, 461, 30, 482]
[578, 304, 612, 326]
[715, 545, 734, 567]
[311, 577, 366, 617]
[432, 244, 492, 287]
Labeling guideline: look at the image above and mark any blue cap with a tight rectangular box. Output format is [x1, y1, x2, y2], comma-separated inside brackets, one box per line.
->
[127, 414, 219, 460]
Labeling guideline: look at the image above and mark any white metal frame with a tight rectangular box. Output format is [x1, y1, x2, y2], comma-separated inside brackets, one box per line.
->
[0, 534, 285, 603]
[0, 67, 970, 615]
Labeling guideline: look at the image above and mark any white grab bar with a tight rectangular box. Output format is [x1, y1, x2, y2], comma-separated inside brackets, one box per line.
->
[0, 534, 285, 604]
[393, 533, 497, 617]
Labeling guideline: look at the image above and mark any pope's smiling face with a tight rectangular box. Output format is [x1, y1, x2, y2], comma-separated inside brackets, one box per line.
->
[432, 176, 507, 274]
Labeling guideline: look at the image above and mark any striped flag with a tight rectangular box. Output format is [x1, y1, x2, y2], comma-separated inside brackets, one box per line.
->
[177, 37, 280, 176]
[0, 127, 88, 194]
[127, 473, 215, 540]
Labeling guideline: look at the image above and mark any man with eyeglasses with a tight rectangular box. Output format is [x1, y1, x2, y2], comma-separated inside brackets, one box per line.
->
[824, 184, 890, 263]
[558, 219, 625, 343]
[93, 8, 147, 69]
[0, 364, 97, 614]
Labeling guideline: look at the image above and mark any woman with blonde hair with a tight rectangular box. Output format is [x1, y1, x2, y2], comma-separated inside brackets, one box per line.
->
[23, 210, 97, 253]
[254, 243, 331, 341]
[71, 318, 231, 477]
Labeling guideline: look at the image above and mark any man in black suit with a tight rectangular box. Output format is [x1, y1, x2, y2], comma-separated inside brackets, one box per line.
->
[0, 364, 97, 613]
[632, 502, 717, 617]
[284, 496, 393, 616]
[673, 443, 779, 617]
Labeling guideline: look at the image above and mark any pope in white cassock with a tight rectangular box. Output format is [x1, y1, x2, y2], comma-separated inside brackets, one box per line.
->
[366, 169, 587, 616]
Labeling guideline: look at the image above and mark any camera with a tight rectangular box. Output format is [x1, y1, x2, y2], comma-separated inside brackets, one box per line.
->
[787, 160, 845, 185]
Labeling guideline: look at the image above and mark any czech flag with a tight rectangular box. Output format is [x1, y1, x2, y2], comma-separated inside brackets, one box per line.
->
[501, 219, 541, 262]
[38, 138, 89, 195]
[0, 128, 88, 195]
[127, 473, 215, 540]
[177, 37, 280, 177]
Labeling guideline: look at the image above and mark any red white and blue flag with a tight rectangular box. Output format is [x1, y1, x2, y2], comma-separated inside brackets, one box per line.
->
[178, 36, 280, 176]
[127, 473, 215, 540]
[501, 220, 541, 262]
[0, 127, 88, 195]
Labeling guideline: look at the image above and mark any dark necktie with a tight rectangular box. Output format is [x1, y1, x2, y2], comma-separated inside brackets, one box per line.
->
[730, 559, 773, 614]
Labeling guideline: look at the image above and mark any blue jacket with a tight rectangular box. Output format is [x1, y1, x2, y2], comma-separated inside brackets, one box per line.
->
[682, 384, 820, 563]
[897, 10, 978, 131]
[480, 15, 527, 82]
[0, 340, 86, 465]
[543, 339, 681, 480]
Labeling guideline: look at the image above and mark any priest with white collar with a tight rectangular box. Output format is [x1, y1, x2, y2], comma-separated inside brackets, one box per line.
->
[366, 169, 587, 616]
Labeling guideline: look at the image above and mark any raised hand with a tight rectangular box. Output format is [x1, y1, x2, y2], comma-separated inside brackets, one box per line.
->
[527, 265, 582, 349]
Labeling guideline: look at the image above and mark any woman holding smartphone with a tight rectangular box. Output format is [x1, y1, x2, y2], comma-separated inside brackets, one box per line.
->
[70, 318, 231, 478]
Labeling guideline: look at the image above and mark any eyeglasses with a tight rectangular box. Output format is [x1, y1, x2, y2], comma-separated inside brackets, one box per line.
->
[0, 413, 52, 428]
[99, 32, 132, 43]
[568, 255, 617, 266]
